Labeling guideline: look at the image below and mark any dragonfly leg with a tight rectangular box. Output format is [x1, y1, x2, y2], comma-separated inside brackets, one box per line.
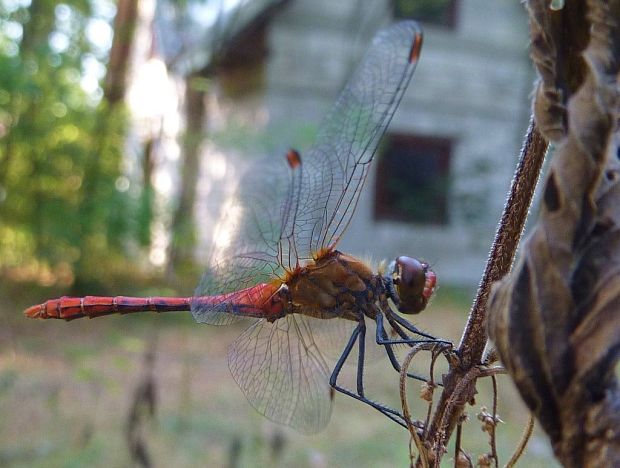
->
[375, 310, 449, 346]
[383, 276, 450, 342]
[375, 311, 428, 382]
[386, 310, 452, 345]
[375, 311, 453, 387]
[329, 320, 361, 389]
[384, 274, 401, 307]
[329, 318, 409, 429]
[356, 318, 366, 397]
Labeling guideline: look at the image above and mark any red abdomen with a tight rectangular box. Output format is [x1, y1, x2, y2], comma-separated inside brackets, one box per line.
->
[24, 282, 287, 321]
[24, 296, 193, 320]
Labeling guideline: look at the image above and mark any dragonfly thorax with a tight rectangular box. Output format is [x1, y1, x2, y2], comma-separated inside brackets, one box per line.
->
[285, 250, 386, 322]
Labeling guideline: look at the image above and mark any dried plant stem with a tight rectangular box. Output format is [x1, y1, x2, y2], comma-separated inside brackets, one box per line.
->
[454, 423, 463, 464]
[424, 119, 548, 462]
[505, 414, 535, 468]
[437, 366, 482, 448]
[127, 339, 158, 468]
[399, 344, 432, 468]
[459, 119, 548, 365]
[423, 348, 445, 435]
[489, 375, 499, 468]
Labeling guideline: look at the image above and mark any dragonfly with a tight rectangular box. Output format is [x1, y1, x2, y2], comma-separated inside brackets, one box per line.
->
[25, 21, 449, 434]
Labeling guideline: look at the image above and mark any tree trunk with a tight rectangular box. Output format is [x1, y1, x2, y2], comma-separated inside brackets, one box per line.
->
[137, 137, 156, 247]
[104, 0, 140, 104]
[167, 72, 207, 278]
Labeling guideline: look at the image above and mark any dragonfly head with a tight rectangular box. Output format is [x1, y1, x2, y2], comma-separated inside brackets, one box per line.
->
[388, 256, 436, 314]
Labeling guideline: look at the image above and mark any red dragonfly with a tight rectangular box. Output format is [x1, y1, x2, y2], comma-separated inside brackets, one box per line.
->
[25, 21, 447, 433]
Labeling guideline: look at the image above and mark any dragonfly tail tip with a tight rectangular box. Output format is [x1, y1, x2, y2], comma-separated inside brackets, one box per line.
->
[23, 304, 44, 319]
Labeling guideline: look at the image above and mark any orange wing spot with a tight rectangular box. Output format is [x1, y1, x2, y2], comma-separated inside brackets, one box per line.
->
[409, 31, 423, 63]
[286, 149, 302, 169]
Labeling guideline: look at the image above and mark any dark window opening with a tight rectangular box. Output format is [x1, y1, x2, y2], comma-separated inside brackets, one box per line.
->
[217, 21, 269, 97]
[375, 133, 451, 225]
[392, 0, 458, 28]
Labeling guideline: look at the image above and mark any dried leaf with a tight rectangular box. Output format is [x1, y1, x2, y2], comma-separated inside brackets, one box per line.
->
[488, 0, 620, 466]
[528, 0, 590, 141]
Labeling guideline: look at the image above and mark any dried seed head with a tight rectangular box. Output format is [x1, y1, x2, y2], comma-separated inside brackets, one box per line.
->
[455, 451, 473, 467]
[477, 406, 503, 433]
[477, 453, 493, 467]
[420, 382, 435, 401]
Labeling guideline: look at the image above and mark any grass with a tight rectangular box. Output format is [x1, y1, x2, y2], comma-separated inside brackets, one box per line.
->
[0, 282, 559, 467]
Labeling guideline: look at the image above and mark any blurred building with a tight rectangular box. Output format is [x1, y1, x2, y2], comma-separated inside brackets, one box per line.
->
[155, 0, 533, 286]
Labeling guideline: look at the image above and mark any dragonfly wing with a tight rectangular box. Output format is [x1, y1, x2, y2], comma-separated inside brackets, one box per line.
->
[293, 21, 423, 257]
[193, 155, 299, 325]
[307, 316, 386, 363]
[228, 315, 333, 434]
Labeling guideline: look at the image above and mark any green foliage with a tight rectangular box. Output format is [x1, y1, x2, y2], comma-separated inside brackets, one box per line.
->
[0, 0, 142, 290]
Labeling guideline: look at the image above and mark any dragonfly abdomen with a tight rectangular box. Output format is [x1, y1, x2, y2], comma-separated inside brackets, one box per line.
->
[192, 282, 288, 322]
[24, 296, 192, 320]
[25, 283, 288, 322]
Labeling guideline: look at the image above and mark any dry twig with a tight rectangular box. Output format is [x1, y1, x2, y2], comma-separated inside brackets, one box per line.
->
[505, 413, 535, 468]
[421, 116, 548, 463]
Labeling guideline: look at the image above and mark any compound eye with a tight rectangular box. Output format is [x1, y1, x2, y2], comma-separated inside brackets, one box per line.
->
[392, 256, 432, 314]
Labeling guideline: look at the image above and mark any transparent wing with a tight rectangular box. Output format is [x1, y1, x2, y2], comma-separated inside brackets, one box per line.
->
[307, 316, 386, 363]
[292, 21, 423, 259]
[192, 155, 299, 325]
[193, 21, 423, 322]
[228, 315, 333, 434]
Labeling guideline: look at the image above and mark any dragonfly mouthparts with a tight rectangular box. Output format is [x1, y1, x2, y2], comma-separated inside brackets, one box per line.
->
[422, 268, 437, 301]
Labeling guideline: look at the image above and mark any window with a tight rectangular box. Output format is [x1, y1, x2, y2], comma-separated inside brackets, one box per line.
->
[392, 0, 458, 28]
[217, 21, 269, 97]
[374, 133, 451, 225]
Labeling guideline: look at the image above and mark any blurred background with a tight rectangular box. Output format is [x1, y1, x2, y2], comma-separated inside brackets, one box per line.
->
[0, 0, 559, 466]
